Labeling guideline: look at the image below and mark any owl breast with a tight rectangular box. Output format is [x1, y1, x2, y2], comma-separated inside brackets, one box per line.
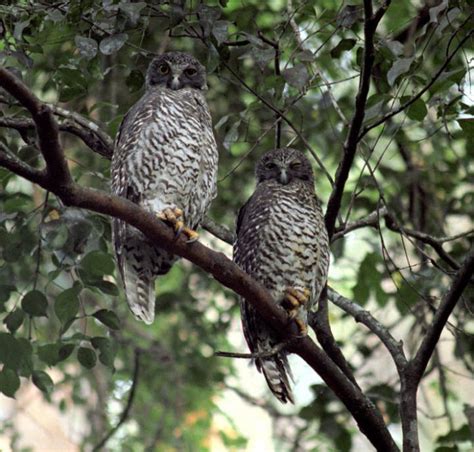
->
[242, 182, 328, 307]
[123, 87, 218, 227]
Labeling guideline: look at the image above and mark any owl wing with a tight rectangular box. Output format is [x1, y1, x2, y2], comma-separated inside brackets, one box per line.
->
[234, 187, 294, 403]
[111, 91, 175, 324]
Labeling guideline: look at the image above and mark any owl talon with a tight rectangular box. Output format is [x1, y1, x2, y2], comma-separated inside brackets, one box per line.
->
[174, 220, 184, 238]
[183, 227, 199, 243]
[283, 287, 310, 309]
[295, 318, 308, 335]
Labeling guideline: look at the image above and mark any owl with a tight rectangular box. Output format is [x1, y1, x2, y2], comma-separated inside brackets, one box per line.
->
[111, 52, 218, 324]
[233, 148, 330, 403]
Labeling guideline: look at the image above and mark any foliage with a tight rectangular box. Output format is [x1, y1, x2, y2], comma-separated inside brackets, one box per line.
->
[0, 0, 473, 450]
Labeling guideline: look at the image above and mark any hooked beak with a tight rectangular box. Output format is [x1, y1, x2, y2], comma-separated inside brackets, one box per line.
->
[279, 169, 289, 185]
[169, 75, 181, 90]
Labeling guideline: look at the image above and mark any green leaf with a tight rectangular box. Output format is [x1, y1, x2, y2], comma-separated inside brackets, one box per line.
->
[0, 284, 15, 303]
[21, 290, 48, 317]
[94, 280, 119, 296]
[32, 370, 54, 394]
[58, 344, 75, 362]
[74, 36, 98, 59]
[119, 1, 147, 24]
[77, 347, 97, 369]
[330, 38, 356, 58]
[0, 333, 23, 370]
[337, 5, 360, 28]
[99, 33, 128, 55]
[282, 64, 310, 90]
[458, 119, 474, 140]
[91, 336, 116, 368]
[55, 287, 80, 323]
[4, 309, 25, 333]
[80, 250, 115, 276]
[37, 343, 61, 366]
[92, 309, 121, 330]
[406, 98, 428, 121]
[437, 424, 471, 443]
[0, 368, 20, 398]
[212, 20, 228, 45]
[387, 57, 414, 87]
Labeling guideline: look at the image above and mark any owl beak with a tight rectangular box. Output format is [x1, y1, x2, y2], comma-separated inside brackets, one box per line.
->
[169, 75, 181, 90]
[279, 169, 289, 185]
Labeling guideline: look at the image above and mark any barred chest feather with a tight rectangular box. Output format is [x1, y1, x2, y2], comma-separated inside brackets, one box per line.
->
[236, 181, 329, 308]
[115, 86, 218, 228]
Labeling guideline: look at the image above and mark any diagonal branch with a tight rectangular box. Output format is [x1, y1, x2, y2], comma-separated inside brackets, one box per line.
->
[0, 68, 71, 188]
[410, 248, 474, 384]
[327, 287, 407, 370]
[324, 0, 391, 239]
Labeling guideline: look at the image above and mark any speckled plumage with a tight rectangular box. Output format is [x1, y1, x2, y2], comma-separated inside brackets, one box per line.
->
[111, 52, 218, 324]
[233, 148, 330, 403]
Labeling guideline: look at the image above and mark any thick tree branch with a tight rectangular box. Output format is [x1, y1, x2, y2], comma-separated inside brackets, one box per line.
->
[324, 0, 391, 239]
[410, 249, 474, 384]
[0, 116, 113, 159]
[0, 68, 71, 187]
[398, 248, 474, 452]
[312, 0, 392, 400]
[0, 65, 398, 452]
[0, 142, 48, 186]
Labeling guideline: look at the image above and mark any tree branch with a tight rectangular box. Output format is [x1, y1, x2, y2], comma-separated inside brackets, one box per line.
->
[93, 350, 141, 451]
[385, 213, 461, 271]
[201, 216, 235, 245]
[327, 287, 407, 370]
[0, 116, 113, 159]
[359, 26, 473, 140]
[324, 0, 391, 239]
[0, 65, 398, 452]
[410, 248, 474, 384]
[0, 68, 71, 187]
[332, 207, 387, 242]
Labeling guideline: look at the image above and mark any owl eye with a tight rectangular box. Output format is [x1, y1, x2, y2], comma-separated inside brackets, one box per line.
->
[158, 64, 169, 74]
[265, 162, 277, 170]
[290, 161, 302, 169]
[184, 67, 197, 77]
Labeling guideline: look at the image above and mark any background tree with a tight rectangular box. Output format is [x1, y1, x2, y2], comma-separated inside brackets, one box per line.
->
[0, 0, 473, 451]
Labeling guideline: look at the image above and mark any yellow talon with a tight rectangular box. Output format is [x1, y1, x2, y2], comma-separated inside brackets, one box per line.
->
[295, 318, 308, 335]
[157, 207, 199, 243]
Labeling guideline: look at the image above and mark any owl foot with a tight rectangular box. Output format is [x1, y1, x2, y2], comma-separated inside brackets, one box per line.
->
[282, 287, 310, 335]
[294, 318, 308, 335]
[157, 208, 199, 243]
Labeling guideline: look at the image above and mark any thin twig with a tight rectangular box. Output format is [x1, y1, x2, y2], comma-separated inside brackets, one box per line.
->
[215, 341, 288, 359]
[93, 350, 141, 451]
[360, 26, 473, 139]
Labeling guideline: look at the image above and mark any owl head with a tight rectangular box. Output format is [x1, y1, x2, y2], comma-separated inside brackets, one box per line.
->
[256, 148, 314, 186]
[146, 52, 207, 91]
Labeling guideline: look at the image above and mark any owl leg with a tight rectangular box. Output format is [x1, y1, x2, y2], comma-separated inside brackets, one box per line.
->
[282, 287, 310, 334]
[157, 208, 199, 243]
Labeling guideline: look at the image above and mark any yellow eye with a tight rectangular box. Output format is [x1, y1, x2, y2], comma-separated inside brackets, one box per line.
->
[184, 67, 197, 77]
[158, 64, 169, 74]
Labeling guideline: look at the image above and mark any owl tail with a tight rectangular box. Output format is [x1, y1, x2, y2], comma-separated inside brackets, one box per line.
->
[258, 354, 295, 404]
[121, 259, 156, 325]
